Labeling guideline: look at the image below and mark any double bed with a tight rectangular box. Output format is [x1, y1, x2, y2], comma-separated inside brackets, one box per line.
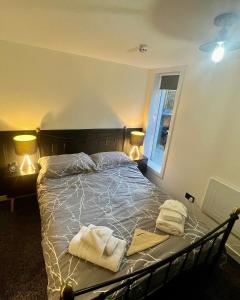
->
[36, 129, 239, 300]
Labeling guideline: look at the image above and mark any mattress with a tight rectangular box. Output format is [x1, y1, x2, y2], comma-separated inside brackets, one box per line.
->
[37, 163, 217, 299]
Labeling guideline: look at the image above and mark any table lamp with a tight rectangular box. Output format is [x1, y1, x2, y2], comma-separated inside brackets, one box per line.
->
[13, 135, 37, 173]
[129, 131, 145, 160]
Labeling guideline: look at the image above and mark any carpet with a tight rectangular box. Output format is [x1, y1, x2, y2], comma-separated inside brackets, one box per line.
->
[0, 196, 47, 299]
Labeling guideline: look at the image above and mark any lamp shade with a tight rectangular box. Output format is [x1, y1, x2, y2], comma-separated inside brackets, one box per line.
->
[13, 135, 37, 155]
[130, 131, 145, 146]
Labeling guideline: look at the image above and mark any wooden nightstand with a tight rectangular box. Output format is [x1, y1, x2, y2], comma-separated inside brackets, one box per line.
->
[134, 155, 148, 175]
[0, 165, 39, 212]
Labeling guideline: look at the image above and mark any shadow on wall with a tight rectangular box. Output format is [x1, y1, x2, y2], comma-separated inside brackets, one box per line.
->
[0, 118, 16, 130]
[40, 97, 124, 129]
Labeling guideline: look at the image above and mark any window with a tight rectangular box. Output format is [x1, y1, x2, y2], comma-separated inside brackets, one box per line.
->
[145, 73, 181, 175]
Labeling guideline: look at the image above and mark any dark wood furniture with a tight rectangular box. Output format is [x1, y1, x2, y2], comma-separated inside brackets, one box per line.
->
[36, 128, 141, 157]
[0, 128, 142, 167]
[0, 166, 39, 212]
[135, 155, 148, 175]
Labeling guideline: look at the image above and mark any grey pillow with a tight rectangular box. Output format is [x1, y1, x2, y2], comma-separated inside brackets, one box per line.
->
[90, 151, 135, 170]
[38, 152, 96, 178]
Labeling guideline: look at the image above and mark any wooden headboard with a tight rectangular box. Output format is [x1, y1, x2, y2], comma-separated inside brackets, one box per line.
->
[37, 127, 141, 157]
[0, 127, 142, 167]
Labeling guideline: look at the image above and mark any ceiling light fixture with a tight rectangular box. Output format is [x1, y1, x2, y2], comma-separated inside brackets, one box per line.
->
[199, 12, 240, 63]
[211, 41, 225, 63]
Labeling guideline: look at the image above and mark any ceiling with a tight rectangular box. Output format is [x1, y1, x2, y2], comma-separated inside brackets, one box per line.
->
[0, 0, 240, 68]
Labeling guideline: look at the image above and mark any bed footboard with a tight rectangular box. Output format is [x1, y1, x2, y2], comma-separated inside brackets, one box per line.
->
[60, 208, 240, 300]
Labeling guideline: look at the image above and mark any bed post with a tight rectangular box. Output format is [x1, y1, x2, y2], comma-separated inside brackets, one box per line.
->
[122, 126, 127, 152]
[212, 207, 240, 266]
[60, 281, 74, 300]
[36, 127, 41, 157]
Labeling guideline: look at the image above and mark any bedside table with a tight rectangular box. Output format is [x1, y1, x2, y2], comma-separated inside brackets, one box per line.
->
[134, 155, 148, 175]
[0, 165, 39, 212]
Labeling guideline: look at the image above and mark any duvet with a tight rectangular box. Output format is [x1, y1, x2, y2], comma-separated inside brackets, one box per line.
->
[37, 154, 216, 299]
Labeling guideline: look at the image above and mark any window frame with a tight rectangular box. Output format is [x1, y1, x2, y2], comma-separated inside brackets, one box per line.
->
[146, 66, 185, 179]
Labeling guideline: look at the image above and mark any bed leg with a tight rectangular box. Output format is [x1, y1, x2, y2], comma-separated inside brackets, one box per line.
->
[60, 281, 74, 300]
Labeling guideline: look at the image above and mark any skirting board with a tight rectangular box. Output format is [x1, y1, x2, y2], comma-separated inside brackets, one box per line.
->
[227, 244, 240, 264]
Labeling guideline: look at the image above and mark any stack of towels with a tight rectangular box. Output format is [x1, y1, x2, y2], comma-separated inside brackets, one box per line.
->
[156, 199, 187, 236]
[69, 224, 126, 272]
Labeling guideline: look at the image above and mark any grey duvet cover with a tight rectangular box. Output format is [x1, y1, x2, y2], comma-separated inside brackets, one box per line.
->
[37, 163, 217, 300]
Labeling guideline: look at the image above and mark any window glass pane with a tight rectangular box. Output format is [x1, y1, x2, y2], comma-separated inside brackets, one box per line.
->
[148, 75, 179, 173]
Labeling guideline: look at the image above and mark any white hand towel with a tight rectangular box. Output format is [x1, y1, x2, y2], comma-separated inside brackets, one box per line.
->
[156, 215, 184, 236]
[160, 199, 187, 217]
[81, 224, 113, 256]
[69, 231, 126, 272]
[160, 208, 184, 224]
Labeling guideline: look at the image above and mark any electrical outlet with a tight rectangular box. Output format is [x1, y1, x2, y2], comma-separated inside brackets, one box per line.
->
[185, 192, 195, 203]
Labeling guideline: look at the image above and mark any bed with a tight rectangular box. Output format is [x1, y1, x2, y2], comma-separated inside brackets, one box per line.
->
[36, 129, 240, 300]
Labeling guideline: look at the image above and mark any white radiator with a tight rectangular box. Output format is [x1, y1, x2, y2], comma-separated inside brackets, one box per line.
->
[202, 177, 240, 239]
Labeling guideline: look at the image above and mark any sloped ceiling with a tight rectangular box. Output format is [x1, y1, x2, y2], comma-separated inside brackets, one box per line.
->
[0, 0, 240, 68]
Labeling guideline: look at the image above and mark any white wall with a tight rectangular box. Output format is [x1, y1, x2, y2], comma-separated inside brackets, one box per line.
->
[2, 39, 240, 209]
[145, 58, 240, 207]
[0, 41, 148, 130]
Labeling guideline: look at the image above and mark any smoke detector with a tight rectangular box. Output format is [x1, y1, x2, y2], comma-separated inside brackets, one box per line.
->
[139, 44, 148, 53]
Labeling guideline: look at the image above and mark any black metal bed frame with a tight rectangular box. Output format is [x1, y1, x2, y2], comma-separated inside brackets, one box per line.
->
[60, 208, 240, 300]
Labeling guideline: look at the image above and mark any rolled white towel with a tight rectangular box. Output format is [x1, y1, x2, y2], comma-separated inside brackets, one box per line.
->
[160, 199, 187, 218]
[160, 208, 184, 224]
[69, 230, 126, 272]
[81, 224, 113, 256]
[156, 215, 184, 236]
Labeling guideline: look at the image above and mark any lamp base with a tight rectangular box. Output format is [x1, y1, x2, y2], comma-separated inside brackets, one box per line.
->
[129, 146, 140, 161]
[20, 155, 35, 175]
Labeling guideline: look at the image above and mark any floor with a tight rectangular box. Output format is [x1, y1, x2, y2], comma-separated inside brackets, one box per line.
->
[0, 196, 240, 300]
[0, 196, 47, 299]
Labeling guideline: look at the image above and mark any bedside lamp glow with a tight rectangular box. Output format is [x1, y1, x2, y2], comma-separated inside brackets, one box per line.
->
[129, 131, 145, 160]
[13, 135, 37, 173]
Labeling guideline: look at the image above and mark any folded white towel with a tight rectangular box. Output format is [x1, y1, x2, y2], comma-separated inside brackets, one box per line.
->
[69, 230, 126, 272]
[81, 224, 113, 256]
[160, 209, 184, 224]
[105, 236, 119, 256]
[156, 200, 187, 236]
[156, 215, 184, 236]
[160, 199, 187, 217]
